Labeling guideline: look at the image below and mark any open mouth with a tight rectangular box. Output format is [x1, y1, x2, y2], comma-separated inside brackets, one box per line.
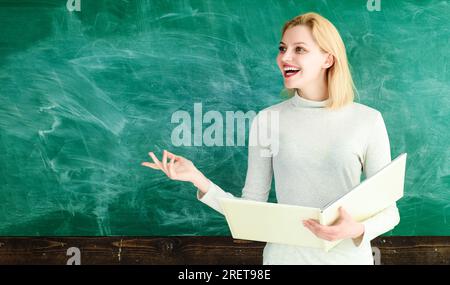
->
[283, 66, 301, 78]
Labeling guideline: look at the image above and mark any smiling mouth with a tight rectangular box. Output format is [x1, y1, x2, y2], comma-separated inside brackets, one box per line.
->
[283, 67, 301, 78]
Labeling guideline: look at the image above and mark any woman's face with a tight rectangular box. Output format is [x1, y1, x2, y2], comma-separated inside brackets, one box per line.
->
[276, 25, 333, 90]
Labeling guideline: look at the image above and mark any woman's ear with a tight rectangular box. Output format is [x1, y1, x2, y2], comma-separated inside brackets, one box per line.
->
[323, 53, 335, 69]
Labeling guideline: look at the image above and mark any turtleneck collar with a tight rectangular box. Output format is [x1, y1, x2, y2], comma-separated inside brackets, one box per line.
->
[290, 89, 330, 108]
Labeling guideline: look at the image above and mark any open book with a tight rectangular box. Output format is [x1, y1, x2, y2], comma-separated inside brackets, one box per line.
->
[218, 153, 407, 252]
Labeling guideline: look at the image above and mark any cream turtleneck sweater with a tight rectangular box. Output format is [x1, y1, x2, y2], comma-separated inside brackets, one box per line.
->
[196, 90, 400, 265]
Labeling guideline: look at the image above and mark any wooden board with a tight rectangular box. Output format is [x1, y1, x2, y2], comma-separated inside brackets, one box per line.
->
[0, 236, 448, 265]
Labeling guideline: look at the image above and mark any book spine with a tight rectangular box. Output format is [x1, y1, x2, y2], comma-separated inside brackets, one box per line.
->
[319, 212, 327, 250]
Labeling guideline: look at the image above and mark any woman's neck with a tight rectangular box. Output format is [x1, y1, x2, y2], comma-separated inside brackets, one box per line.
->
[297, 76, 329, 101]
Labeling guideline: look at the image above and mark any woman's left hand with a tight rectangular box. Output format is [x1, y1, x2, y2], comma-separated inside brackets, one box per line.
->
[303, 207, 365, 242]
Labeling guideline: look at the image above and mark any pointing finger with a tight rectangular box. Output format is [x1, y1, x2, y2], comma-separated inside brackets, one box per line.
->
[162, 150, 168, 173]
[141, 162, 159, 170]
[149, 152, 168, 175]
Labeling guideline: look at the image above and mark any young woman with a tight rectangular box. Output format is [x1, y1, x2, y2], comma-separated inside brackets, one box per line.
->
[142, 12, 400, 265]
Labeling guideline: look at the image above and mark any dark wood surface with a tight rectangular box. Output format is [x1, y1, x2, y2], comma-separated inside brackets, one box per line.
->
[0, 236, 448, 265]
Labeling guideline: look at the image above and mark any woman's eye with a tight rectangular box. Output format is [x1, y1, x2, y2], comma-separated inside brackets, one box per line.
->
[278, 46, 306, 53]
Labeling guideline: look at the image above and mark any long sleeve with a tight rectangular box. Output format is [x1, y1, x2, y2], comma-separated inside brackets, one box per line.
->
[354, 112, 401, 246]
[196, 111, 274, 215]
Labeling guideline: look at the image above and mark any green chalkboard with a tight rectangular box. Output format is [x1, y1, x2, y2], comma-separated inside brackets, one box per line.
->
[0, 0, 448, 236]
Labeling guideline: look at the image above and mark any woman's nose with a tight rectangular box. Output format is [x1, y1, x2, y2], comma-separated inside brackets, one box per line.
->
[281, 50, 293, 62]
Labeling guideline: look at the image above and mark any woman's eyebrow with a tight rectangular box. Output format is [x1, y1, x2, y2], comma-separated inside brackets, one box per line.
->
[279, 41, 308, 46]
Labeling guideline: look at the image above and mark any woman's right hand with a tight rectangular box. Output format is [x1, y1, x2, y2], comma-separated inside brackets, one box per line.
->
[141, 150, 211, 194]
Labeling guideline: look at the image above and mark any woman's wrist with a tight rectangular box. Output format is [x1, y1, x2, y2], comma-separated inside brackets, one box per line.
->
[191, 169, 210, 194]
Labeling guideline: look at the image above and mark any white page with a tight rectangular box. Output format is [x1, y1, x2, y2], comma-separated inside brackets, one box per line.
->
[219, 198, 324, 248]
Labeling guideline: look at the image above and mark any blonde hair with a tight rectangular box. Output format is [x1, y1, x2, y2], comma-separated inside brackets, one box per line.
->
[280, 12, 357, 109]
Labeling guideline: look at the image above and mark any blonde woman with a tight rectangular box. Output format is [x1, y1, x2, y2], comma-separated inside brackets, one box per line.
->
[142, 12, 400, 265]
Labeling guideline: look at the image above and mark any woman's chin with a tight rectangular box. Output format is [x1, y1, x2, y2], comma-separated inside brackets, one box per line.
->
[284, 82, 302, 89]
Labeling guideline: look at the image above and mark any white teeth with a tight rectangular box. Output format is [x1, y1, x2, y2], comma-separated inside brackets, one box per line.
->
[283, 67, 300, 71]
